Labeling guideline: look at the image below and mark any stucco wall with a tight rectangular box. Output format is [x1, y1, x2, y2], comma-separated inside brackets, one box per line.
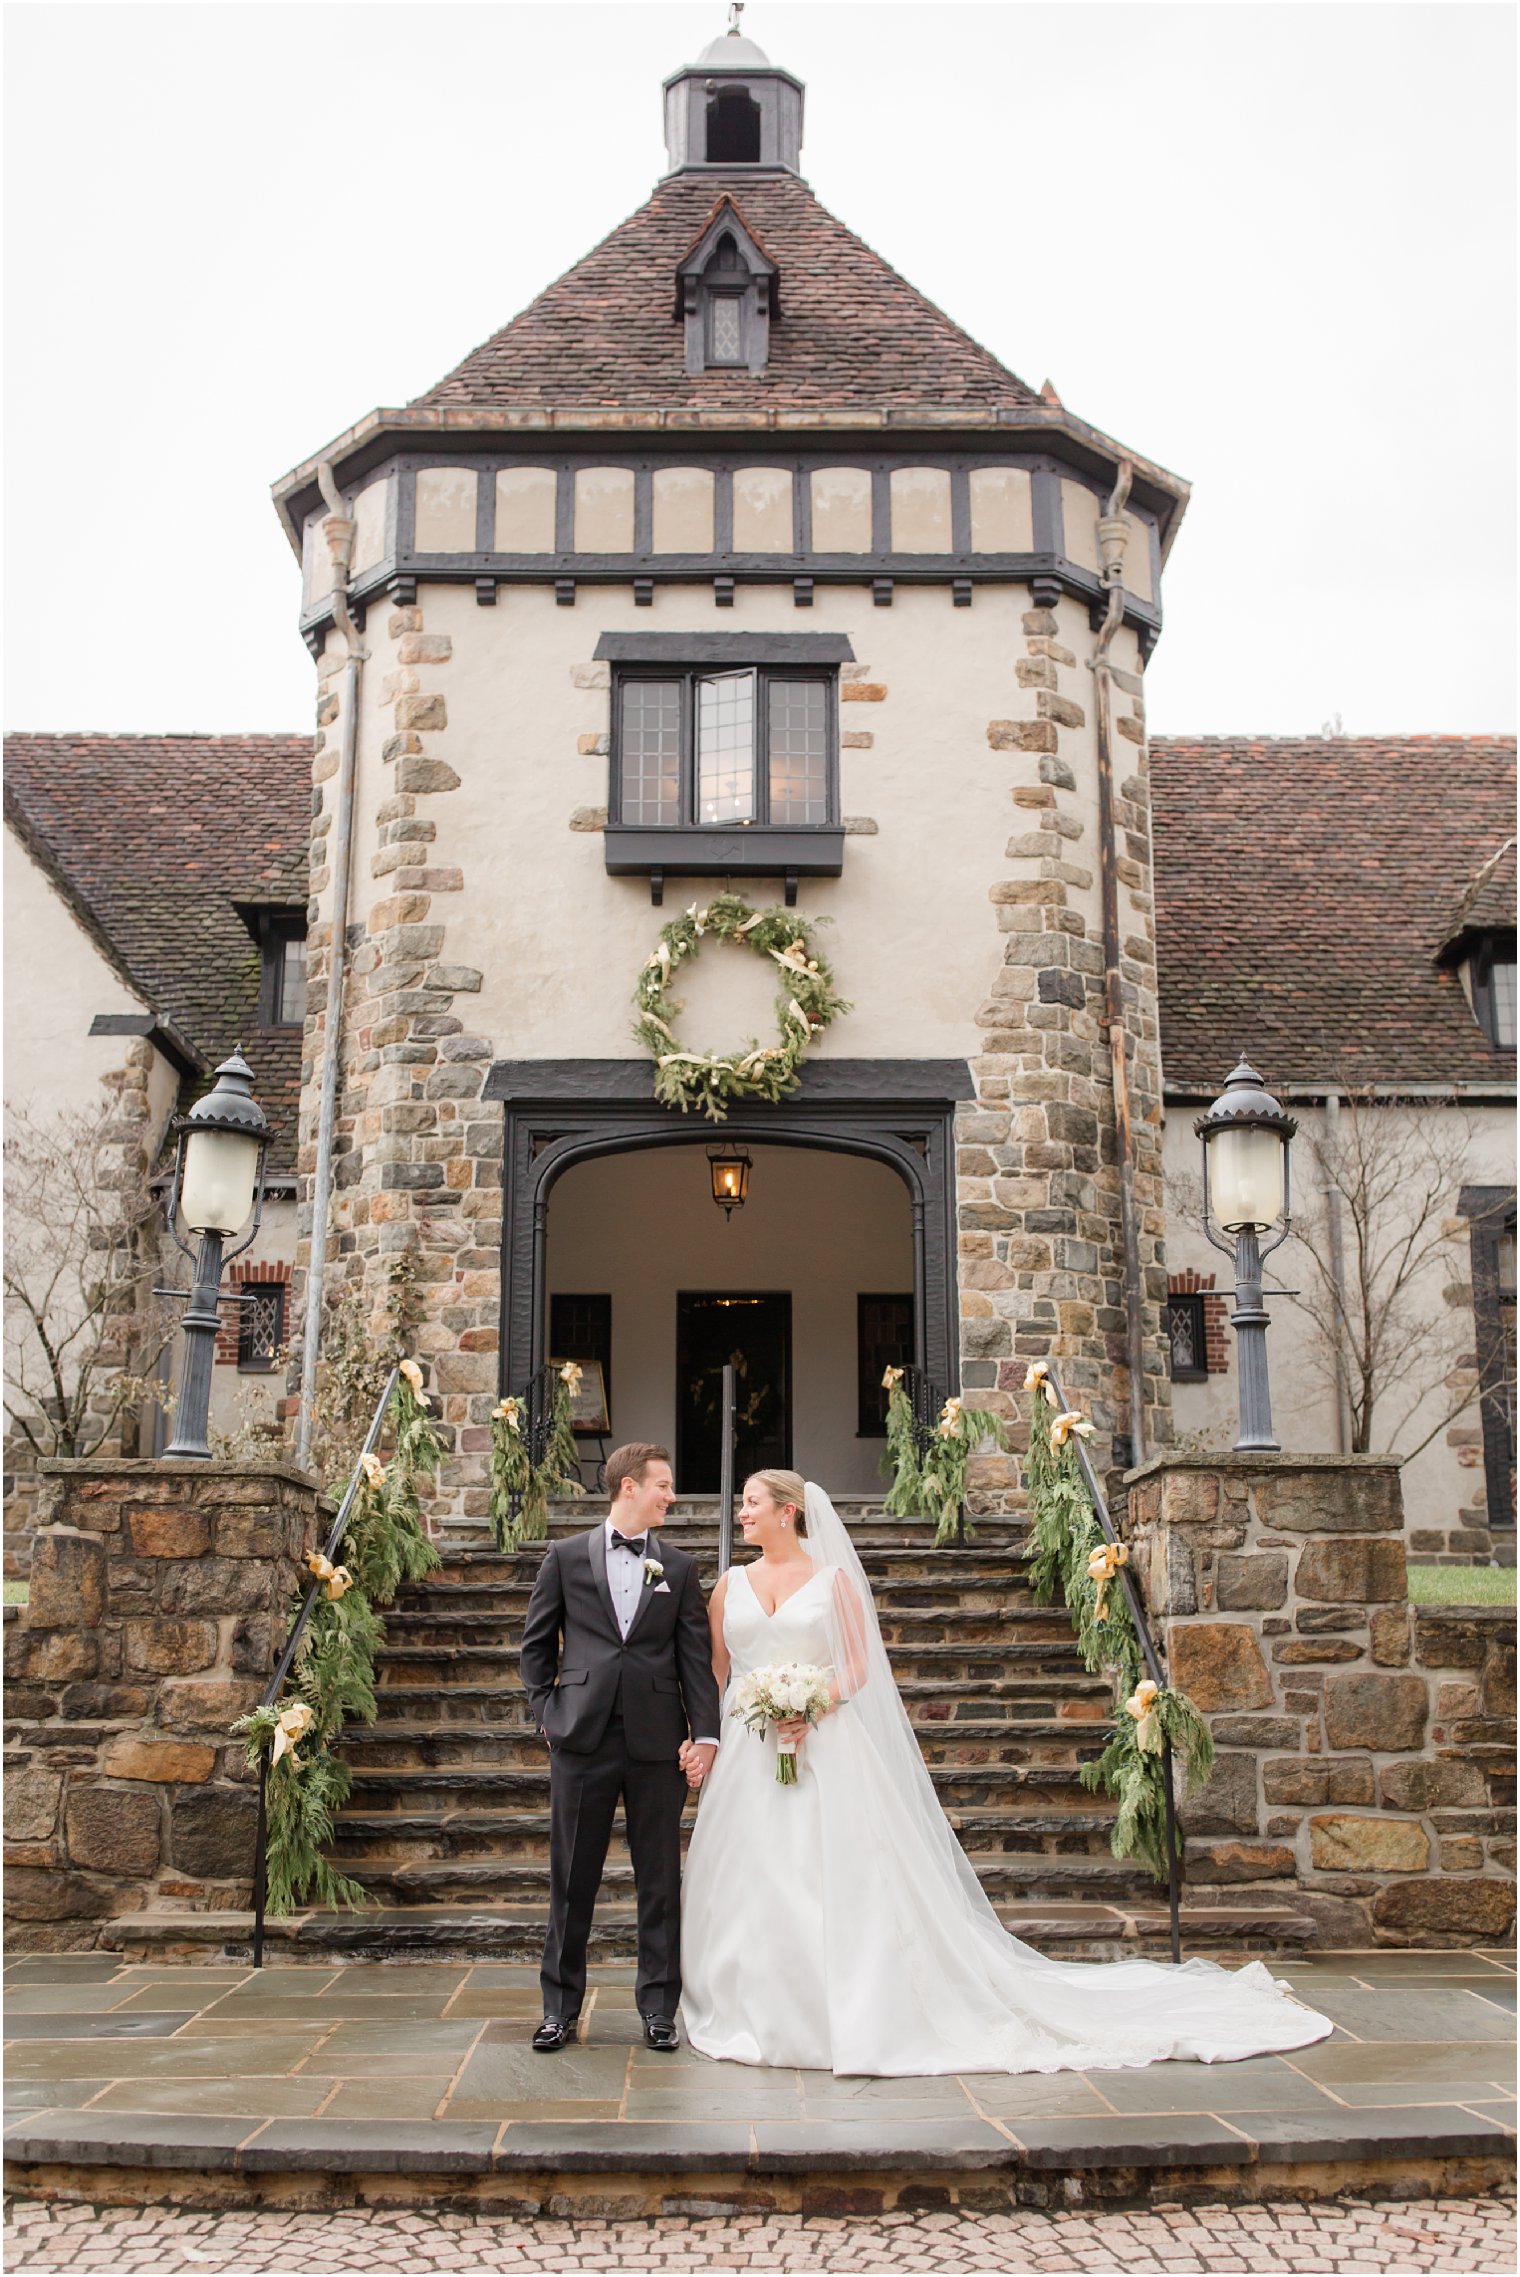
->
[545, 1141, 912, 1494]
[1162, 1100, 1516, 1551]
[333, 578, 1142, 1067]
[3, 825, 176, 1135]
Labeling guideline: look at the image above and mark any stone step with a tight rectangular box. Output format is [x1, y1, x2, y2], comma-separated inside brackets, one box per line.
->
[376, 1605, 1079, 1651]
[336, 1715, 1114, 1771]
[326, 1804, 1128, 1870]
[327, 1842, 1151, 1902]
[425, 1528, 1029, 1581]
[371, 1639, 1097, 1685]
[362, 1674, 1114, 1720]
[390, 1575, 1041, 1618]
[333, 1759, 1108, 1822]
[102, 1899, 1319, 1964]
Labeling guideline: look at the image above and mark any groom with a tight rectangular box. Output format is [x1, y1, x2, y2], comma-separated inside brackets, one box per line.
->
[519, 1441, 721, 2052]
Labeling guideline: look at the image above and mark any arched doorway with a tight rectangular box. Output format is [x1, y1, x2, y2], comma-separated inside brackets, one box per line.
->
[545, 1143, 911, 1492]
[488, 1058, 973, 1482]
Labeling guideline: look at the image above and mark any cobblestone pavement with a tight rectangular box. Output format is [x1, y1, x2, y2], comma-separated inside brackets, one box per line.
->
[3, 2195, 1516, 2274]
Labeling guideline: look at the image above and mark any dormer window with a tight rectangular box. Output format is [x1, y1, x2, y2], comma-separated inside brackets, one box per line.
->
[676, 199, 778, 377]
[1470, 933, 1517, 1050]
[259, 916, 308, 1028]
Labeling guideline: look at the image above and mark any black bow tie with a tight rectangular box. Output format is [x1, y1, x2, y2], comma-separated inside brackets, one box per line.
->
[610, 1530, 647, 1557]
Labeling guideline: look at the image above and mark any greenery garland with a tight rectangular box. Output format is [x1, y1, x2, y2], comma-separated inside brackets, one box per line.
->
[1021, 1364, 1214, 1881]
[234, 1364, 442, 1916]
[633, 892, 849, 1122]
[489, 1362, 584, 1548]
[881, 1371, 1013, 1547]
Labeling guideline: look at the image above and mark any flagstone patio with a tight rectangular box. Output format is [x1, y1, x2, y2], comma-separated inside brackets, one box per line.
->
[3, 1950, 1513, 2212]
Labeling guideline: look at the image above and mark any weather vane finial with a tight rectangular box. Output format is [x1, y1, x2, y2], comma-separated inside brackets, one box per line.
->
[728, 2, 744, 32]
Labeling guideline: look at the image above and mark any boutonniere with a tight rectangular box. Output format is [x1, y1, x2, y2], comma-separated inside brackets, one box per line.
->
[642, 1555, 665, 1587]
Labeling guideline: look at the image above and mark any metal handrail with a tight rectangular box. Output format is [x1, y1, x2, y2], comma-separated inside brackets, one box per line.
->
[717, 1363, 737, 1573]
[1041, 1363, 1182, 1964]
[251, 1362, 399, 1967]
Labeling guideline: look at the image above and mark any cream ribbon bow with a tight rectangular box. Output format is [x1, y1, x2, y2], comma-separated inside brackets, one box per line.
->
[270, 1701, 314, 1766]
[1049, 1409, 1095, 1448]
[1124, 1677, 1162, 1753]
[307, 1551, 354, 1601]
[1086, 1540, 1129, 1625]
[398, 1357, 424, 1397]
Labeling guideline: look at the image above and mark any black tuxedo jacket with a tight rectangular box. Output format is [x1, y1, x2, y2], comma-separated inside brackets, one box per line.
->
[519, 1527, 721, 1763]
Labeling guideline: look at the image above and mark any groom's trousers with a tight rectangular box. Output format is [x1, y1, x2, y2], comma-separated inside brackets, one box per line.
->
[541, 1715, 687, 2021]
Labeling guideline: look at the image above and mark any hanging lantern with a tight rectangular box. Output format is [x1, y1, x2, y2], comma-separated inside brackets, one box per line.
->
[707, 1145, 752, 1220]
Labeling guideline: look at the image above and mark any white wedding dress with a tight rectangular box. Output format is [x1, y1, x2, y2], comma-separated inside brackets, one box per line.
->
[680, 1486, 1332, 2077]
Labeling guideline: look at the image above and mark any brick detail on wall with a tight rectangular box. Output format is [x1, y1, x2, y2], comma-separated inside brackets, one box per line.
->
[1168, 1268, 1232, 1374]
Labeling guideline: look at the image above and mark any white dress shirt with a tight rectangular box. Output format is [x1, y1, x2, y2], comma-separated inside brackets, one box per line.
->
[603, 1519, 718, 1748]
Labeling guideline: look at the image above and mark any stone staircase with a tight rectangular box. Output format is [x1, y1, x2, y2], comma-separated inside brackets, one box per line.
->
[270, 1500, 1307, 1961]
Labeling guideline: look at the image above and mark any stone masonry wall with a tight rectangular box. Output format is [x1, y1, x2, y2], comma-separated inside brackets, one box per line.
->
[294, 602, 498, 1524]
[1126, 1454, 1516, 1947]
[966, 595, 1168, 1507]
[3, 1458, 321, 1951]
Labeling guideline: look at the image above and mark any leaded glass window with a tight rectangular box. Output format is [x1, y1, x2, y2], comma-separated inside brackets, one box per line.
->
[767, 680, 829, 823]
[619, 679, 682, 825]
[697, 672, 756, 823]
[707, 294, 744, 366]
[238, 1284, 286, 1373]
[613, 666, 836, 834]
[1167, 1294, 1207, 1382]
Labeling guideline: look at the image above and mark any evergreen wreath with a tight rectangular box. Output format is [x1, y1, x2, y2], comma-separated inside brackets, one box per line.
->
[233, 1365, 442, 1915]
[633, 892, 849, 1122]
[1021, 1364, 1214, 1882]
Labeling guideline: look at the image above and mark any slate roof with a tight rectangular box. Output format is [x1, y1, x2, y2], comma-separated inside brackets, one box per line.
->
[3, 735, 312, 1168]
[412, 171, 1041, 413]
[1150, 736, 1518, 1092]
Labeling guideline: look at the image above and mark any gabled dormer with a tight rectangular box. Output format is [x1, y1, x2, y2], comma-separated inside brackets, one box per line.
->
[663, 21, 804, 176]
[675, 197, 778, 376]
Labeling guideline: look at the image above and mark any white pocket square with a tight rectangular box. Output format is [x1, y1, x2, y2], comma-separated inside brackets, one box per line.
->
[653, 1580, 672, 1593]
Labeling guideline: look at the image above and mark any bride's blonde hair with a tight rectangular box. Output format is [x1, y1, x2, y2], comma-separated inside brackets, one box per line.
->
[747, 1467, 808, 1536]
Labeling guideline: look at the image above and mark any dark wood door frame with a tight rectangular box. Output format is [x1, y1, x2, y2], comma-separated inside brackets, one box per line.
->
[485, 1058, 972, 1397]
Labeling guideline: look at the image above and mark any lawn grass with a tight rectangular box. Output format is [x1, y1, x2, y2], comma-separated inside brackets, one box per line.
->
[1407, 1562, 1516, 1606]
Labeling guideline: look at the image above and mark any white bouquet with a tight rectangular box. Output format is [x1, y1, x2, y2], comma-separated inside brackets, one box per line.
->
[731, 1660, 833, 1785]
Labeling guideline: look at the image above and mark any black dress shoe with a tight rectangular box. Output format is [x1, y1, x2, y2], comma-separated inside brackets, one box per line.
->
[641, 2013, 679, 2052]
[532, 2015, 579, 2052]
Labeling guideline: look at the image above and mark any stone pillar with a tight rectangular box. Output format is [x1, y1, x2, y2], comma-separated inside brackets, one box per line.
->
[970, 596, 1168, 1502]
[3, 1457, 320, 1951]
[1126, 1454, 1517, 1946]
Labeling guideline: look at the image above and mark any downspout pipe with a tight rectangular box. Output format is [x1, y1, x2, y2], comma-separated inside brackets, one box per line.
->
[295, 465, 369, 1470]
[1323, 1090, 1354, 1454]
[1090, 459, 1149, 1465]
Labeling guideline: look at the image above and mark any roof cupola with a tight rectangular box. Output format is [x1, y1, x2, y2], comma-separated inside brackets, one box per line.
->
[664, 6, 804, 176]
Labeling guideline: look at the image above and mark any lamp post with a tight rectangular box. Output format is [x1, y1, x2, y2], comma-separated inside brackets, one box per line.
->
[164, 1051, 271, 1460]
[1194, 1058, 1297, 1452]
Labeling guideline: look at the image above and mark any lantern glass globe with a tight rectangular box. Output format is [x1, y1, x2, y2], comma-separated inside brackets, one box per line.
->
[1208, 1122, 1286, 1234]
[180, 1127, 263, 1237]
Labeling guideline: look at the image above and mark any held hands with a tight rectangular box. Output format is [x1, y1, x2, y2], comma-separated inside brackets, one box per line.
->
[679, 1740, 718, 1790]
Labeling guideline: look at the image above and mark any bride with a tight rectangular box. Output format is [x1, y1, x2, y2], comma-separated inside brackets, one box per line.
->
[679, 1468, 1332, 2077]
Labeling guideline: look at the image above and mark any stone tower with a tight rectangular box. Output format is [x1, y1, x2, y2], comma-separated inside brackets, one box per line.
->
[273, 19, 1188, 1520]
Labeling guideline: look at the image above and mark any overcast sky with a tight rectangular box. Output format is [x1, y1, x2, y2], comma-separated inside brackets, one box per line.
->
[4, 0, 1514, 737]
